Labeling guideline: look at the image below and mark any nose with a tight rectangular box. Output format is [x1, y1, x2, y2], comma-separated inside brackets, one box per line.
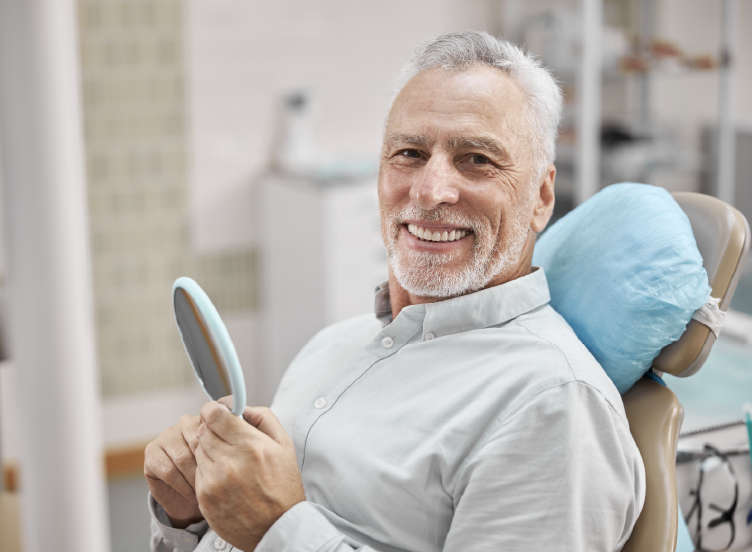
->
[409, 155, 460, 210]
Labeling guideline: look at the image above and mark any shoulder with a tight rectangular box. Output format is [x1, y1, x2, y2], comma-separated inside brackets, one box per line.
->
[507, 304, 627, 420]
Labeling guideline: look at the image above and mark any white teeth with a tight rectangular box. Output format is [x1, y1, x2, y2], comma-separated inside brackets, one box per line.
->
[406, 224, 469, 242]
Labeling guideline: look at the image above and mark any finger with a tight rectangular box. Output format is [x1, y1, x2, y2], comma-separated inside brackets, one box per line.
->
[160, 440, 197, 494]
[180, 414, 201, 442]
[200, 401, 247, 445]
[197, 421, 233, 458]
[192, 436, 215, 466]
[216, 395, 234, 411]
[161, 417, 200, 491]
[242, 406, 290, 445]
[176, 432, 198, 490]
[144, 443, 196, 501]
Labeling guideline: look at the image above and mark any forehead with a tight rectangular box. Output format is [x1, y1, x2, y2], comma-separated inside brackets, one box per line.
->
[385, 65, 529, 142]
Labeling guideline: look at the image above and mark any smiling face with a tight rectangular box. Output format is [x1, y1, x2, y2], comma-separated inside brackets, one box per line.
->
[378, 64, 555, 302]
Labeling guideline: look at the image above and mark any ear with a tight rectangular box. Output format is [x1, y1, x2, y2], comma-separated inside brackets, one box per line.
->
[530, 164, 556, 233]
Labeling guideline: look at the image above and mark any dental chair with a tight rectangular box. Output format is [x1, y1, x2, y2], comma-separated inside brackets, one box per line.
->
[621, 192, 750, 552]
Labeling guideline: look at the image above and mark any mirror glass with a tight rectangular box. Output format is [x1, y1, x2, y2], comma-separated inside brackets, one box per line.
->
[172, 277, 246, 415]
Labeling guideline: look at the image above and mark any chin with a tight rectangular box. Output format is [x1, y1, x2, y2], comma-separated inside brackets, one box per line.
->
[390, 257, 492, 298]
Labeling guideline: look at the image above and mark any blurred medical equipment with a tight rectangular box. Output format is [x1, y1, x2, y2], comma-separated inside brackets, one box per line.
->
[520, 9, 629, 75]
[172, 277, 246, 416]
[270, 90, 317, 176]
[676, 421, 752, 550]
[269, 90, 377, 182]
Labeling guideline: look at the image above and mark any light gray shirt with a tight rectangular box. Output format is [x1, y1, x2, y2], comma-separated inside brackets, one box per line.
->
[150, 268, 645, 551]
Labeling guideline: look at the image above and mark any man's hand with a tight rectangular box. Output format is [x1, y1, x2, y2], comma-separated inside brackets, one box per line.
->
[143, 414, 203, 528]
[191, 399, 306, 551]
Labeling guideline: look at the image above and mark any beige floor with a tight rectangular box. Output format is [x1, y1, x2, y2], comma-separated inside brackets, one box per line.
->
[0, 492, 22, 551]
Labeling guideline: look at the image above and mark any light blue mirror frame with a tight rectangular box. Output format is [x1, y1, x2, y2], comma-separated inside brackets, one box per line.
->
[172, 276, 246, 416]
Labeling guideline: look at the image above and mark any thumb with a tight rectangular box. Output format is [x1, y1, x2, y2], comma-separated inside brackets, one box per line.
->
[242, 406, 289, 444]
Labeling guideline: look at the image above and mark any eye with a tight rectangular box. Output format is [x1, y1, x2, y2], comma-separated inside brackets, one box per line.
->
[469, 153, 491, 165]
[398, 149, 422, 159]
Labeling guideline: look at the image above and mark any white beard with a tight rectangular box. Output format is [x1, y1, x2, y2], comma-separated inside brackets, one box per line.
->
[383, 204, 531, 298]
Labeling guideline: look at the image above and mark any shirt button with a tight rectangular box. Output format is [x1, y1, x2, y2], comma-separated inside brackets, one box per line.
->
[213, 537, 228, 550]
[381, 336, 394, 348]
[314, 397, 328, 409]
[424, 332, 435, 341]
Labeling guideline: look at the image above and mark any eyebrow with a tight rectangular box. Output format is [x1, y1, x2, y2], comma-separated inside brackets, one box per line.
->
[384, 133, 510, 161]
[385, 133, 430, 150]
[447, 136, 510, 161]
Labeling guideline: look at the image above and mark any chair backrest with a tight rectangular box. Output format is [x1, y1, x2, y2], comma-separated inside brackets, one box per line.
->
[621, 192, 750, 552]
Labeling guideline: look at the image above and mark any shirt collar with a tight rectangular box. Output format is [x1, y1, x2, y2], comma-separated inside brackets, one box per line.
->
[374, 268, 550, 337]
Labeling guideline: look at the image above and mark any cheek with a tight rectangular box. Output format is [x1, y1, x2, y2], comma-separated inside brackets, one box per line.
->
[378, 167, 412, 206]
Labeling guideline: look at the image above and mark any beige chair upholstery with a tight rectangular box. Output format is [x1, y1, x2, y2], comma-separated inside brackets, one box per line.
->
[621, 192, 750, 552]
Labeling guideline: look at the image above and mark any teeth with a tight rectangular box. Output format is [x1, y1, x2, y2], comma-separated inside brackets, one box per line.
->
[406, 224, 469, 242]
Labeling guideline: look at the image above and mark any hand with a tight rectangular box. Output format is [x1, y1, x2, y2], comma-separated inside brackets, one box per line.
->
[191, 399, 306, 551]
[143, 414, 203, 528]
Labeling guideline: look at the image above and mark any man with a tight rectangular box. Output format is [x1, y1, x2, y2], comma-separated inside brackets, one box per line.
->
[146, 31, 646, 551]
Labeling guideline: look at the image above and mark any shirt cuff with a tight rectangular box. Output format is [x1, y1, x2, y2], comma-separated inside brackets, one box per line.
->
[255, 501, 345, 552]
[148, 492, 208, 551]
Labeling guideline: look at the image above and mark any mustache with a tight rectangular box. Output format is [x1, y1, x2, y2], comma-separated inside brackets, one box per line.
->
[390, 206, 479, 231]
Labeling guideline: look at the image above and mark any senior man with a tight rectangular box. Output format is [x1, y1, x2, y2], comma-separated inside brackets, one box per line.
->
[146, 31, 645, 551]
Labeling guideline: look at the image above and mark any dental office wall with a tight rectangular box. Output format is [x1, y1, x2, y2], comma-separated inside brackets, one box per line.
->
[1, 1, 751, 551]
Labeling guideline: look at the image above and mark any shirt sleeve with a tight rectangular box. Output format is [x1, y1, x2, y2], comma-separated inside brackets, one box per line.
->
[148, 492, 209, 552]
[255, 502, 380, 552]
[443, 381, 646, 552]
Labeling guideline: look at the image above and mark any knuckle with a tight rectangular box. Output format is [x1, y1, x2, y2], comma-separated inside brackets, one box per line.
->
[143, 457, 154, 477]
[248, 443, 265, 463]
[196, 484, 210, 503]
[148, 461, 170, 482]
[143, 441, 156, 459]
[224, 464, 241, 483]
[198, 477, 220, 502]
[200, 402, 217, 423]
[172, 446, 193, 468]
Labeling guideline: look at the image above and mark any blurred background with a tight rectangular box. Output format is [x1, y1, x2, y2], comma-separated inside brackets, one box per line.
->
[0, 0, 750, 550]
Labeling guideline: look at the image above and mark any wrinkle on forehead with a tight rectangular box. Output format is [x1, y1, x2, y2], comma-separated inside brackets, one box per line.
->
[383, 66, 533, 164]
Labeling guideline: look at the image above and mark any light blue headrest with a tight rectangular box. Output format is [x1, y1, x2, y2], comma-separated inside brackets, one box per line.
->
[533, 183, 710, 394]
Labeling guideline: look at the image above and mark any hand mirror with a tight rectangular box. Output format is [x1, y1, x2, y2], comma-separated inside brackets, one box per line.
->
[172, 277, 246, 415]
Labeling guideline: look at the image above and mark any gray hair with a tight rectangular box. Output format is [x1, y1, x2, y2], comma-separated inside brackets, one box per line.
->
[395, 31, 563, 177]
